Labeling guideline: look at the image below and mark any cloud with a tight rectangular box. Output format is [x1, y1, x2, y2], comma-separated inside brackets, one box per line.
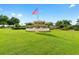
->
[69, 4, 76, 8]
[11, 13, 16, 16]
[11, 13, 23, 18]
[17, 14, 23, 17]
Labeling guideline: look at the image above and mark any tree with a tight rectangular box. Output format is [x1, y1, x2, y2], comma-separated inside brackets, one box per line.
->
[45, 22, 53, 29]
[55, 20, 63, 29]
[26, 22, 33, 28]
[0, 15, 9, 27]
[73, 19, 79, 31]
[8, 17, 20, 26]
[46, 22, 53, 27]
[62, 20, 71, 26]
[26, 23, 33, 26]
[76, 19, 79, 25]
[55, 20, 71, 30]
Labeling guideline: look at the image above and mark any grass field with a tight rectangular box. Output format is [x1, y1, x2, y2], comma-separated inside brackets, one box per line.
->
[0, 29, 79, 55]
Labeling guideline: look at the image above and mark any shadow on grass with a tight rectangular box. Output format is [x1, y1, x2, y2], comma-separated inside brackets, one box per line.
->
[36, 32, 75, 44]
[36, 32, 60, 38]
[36, 32, 73, 45]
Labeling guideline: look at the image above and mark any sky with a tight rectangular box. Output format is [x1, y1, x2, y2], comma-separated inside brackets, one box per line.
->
[0, 4, 79, 25]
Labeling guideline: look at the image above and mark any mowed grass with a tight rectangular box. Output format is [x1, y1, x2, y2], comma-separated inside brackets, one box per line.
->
[0, 29, 79, 55]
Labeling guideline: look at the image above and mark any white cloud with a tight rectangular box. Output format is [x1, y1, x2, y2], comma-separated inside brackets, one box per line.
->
[69, 4, 76, 8]
[17, 14, 23, 17]
[11, 13, 23, 18]
[11, 13, 16, 16]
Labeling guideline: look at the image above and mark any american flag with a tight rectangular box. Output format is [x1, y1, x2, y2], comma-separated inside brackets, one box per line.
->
[32, 8, 39, 15]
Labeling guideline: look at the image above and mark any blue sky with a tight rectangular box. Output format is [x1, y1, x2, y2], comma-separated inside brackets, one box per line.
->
[0, 4, 78, 25]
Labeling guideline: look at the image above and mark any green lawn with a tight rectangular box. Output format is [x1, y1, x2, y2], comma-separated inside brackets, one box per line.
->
[0, 29, 79, 55]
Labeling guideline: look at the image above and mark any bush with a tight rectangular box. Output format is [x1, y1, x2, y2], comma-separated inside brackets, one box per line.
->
[12, 26, 26, 30]
[61, 25, 73, 30]
[73, 25, 79, 31]
[49, 26, 54, 30]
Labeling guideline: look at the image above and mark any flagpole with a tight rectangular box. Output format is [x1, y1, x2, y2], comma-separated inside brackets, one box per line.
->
[37, 13, 39, 21]
[36, 8, 39, 21]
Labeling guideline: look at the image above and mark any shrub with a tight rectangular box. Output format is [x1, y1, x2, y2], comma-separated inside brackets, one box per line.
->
[73, 25, 79, 31]
[12, 26, 26, 30]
